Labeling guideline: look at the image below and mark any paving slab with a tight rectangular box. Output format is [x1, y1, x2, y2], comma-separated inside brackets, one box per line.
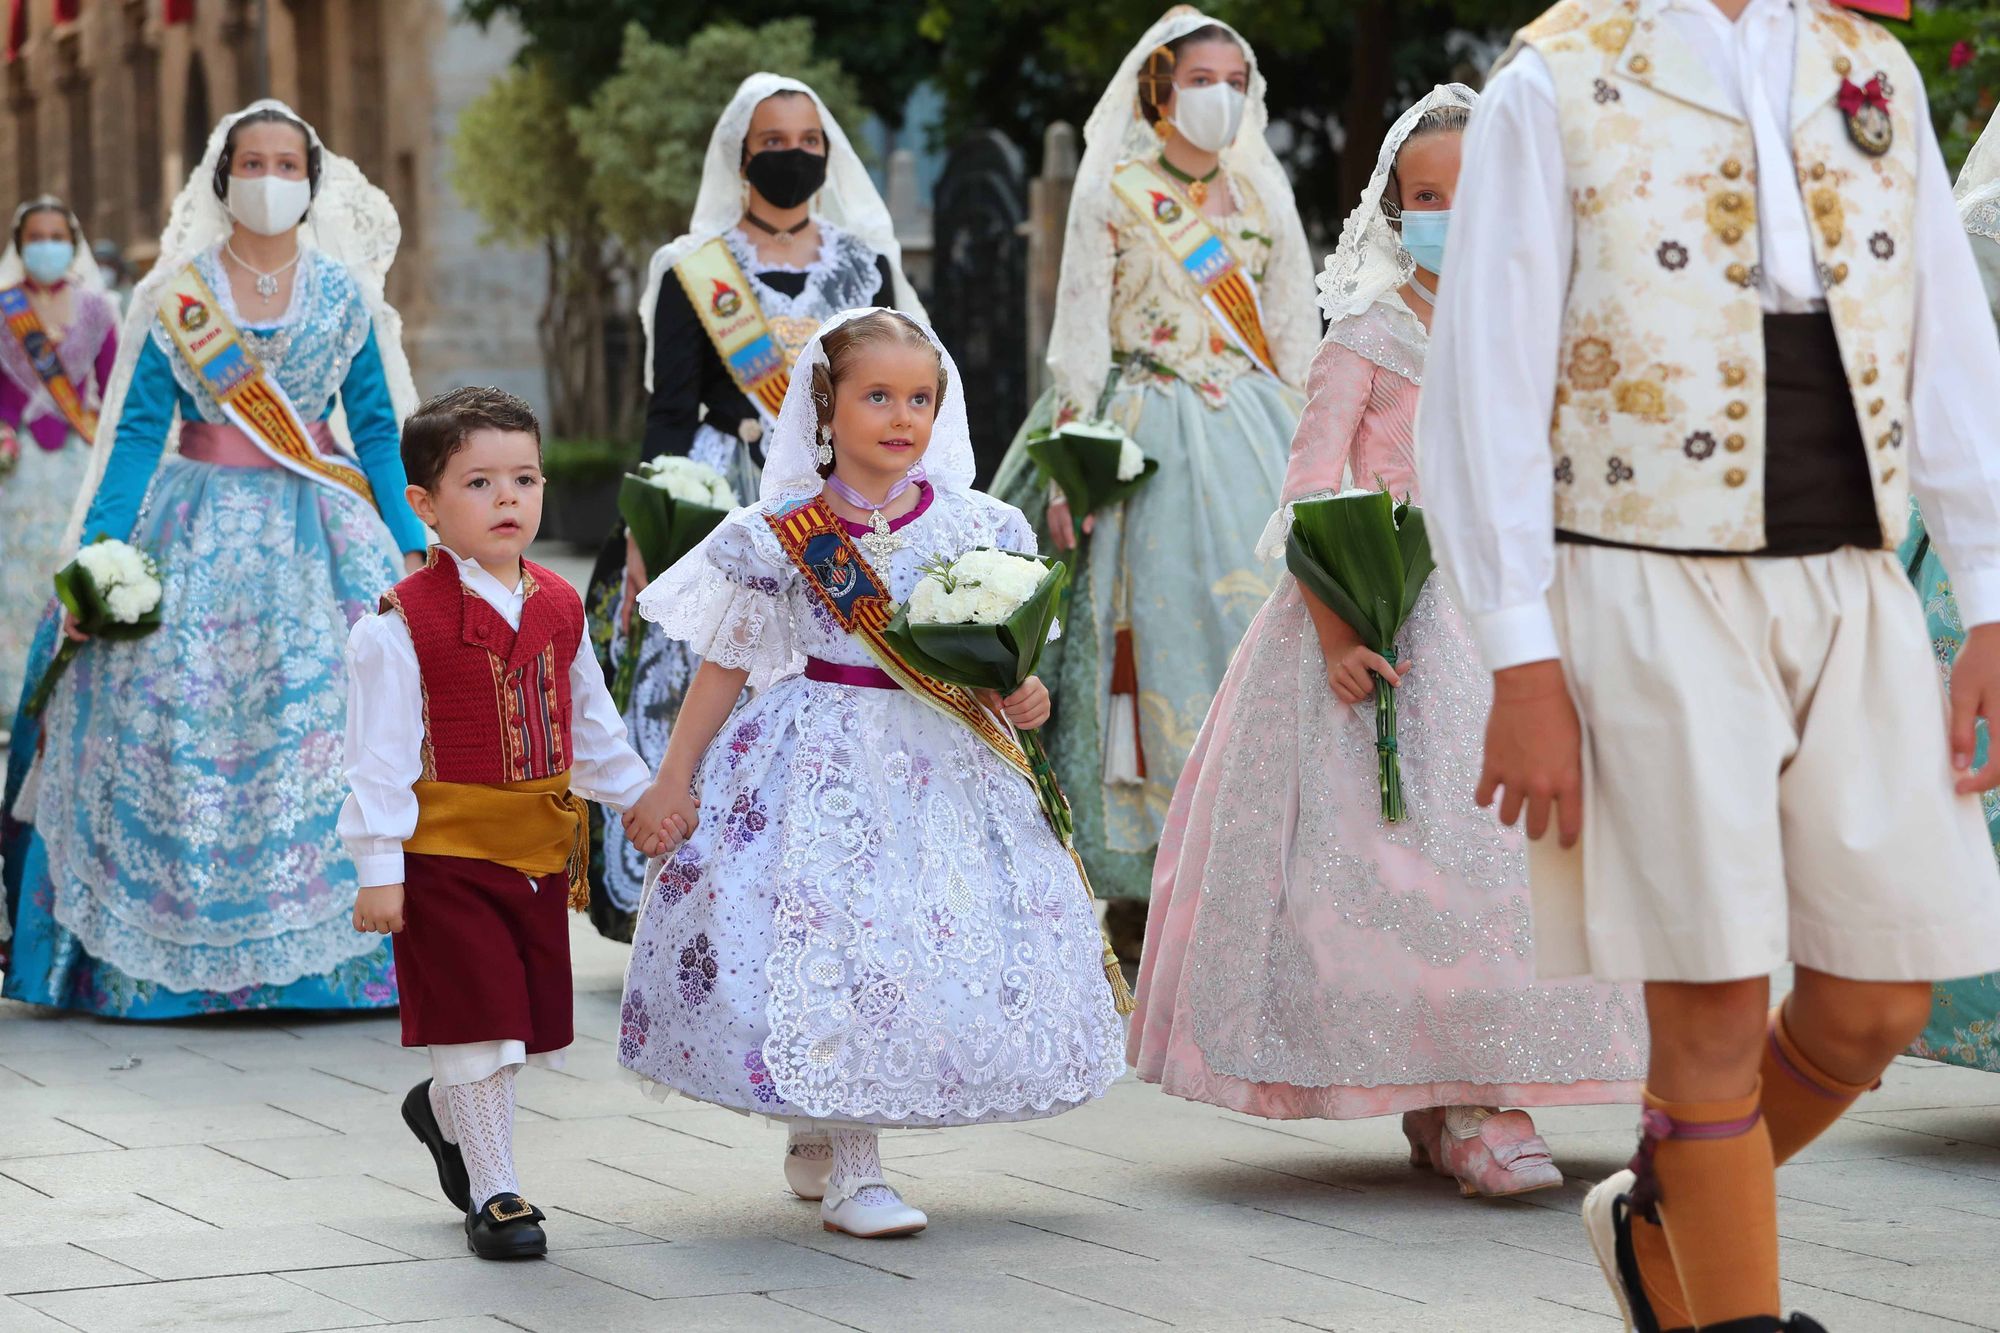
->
[18, 1272, 384, 1332]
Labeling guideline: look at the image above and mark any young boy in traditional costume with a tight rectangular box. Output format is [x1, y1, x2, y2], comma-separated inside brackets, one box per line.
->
[340, 386, 666, 1259]
[1420, 2, 2000, 1330]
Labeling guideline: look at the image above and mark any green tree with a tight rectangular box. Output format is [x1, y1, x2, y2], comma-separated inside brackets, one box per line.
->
[572, 21, 867, 262]
[450, 59, 615, 439]
[463, 0, 932, 131]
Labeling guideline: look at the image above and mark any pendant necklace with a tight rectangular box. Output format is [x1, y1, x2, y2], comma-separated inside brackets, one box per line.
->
[744, 210, 812, 251]
[826, 470, 923, 563]
[225, 241, 301, 301]
[1156, 154, 1222, 209]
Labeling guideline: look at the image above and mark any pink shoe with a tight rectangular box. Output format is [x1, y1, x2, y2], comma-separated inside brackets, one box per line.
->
[1399, 1107, 1447, 1173]
[1436, 1107, 1564, 1198]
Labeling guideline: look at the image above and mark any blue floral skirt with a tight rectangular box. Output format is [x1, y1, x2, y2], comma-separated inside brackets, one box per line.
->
[1, 459, 398, 1017]
[1902, 505, 2000, 1071]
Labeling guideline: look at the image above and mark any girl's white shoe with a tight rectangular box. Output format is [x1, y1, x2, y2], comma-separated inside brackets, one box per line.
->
[820, 1176, 928, 1238]
[784, 1140, 833, 1201]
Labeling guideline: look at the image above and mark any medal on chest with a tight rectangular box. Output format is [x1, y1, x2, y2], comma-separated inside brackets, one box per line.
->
[1839, 71, 1893, 159]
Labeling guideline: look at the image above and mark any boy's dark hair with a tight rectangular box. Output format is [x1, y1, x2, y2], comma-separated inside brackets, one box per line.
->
[402, 385, 542, 492]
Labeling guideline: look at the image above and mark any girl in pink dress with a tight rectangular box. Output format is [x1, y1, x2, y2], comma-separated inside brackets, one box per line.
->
[1127, 85, 1646, 1198]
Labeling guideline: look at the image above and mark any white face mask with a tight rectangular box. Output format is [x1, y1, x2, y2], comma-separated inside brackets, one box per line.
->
[1169, 82, 1248, 153]
[226, 174, 312, 237]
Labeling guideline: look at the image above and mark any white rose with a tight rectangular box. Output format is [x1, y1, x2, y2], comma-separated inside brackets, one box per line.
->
[1116, 437, 1146, 483]
[104, 583, 153, 624]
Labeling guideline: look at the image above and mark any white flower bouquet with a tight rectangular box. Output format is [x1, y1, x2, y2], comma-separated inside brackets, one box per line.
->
[24, 537, 164, 719]
[619, 455, 736, 581]
[1025, 419, 1158, 541]
[0, 422, 18, 480]
[881, 547, 1072, 840]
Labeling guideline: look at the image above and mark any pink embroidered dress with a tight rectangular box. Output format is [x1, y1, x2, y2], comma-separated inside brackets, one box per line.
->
[1128, 298, 1648, 1118]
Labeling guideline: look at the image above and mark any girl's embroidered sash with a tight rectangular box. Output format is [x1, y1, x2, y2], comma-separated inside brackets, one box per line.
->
[155, 266, 373, 504]
[765, 496, 1033, 778]
[764, 496, 1135, 1015]
[1110, 159, 1278, 379]
[0, 285, 97, 439]
[675, 236, 791, 421]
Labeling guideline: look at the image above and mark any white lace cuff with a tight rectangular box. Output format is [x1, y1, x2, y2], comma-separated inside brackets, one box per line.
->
[1254, 487, 1339, 563]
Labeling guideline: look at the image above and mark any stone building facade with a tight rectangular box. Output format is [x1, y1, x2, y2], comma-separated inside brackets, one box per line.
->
[0, 0, 548, 411]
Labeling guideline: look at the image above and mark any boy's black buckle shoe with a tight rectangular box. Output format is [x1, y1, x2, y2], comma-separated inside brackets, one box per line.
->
[465, 1192, 548, 1259]
[400, 1080, 471, 1213]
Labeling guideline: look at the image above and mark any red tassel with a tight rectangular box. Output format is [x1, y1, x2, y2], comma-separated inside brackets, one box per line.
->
[1109, 625, 1146, 780]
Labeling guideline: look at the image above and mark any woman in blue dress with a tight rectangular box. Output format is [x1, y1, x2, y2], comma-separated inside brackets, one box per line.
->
[1906, 115, 2000, 1070]
[1, 100, 426, 1017]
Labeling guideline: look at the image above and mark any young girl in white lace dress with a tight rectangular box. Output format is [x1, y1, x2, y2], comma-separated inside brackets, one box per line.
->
[617, 309, 1126, 1238]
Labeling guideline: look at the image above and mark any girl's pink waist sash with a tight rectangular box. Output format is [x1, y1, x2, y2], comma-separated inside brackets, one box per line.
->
[803, 657, 898, 691]
[178, 419, 337, 468]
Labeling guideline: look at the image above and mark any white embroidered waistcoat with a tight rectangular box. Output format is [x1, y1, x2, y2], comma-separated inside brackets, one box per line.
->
[1510, 0, 1920, 552]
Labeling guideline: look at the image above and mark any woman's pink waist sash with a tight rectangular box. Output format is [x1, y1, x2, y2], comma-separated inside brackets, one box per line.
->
[804, 657, 898, 691]
[178, 419, 337, 469]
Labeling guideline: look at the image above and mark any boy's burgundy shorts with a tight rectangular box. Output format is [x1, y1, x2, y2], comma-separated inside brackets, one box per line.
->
[392, 852, 573, 1053]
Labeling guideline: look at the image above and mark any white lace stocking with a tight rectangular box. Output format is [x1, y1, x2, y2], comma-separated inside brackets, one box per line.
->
[787, 1126, 831, 1160]
[828, 1129, 895, 1206]
[428, 1079, 458, 1145]
[444, 1068, 520, 1207]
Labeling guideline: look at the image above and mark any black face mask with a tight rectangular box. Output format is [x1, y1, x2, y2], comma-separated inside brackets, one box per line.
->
[743, 147, 828, 210]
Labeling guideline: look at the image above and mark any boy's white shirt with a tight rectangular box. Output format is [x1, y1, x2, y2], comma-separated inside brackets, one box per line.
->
[337, 546, 654, 890]
[1417, 0, 2000, 670]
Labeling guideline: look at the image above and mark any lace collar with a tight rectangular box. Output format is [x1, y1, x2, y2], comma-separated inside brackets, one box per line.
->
[1327, 297, 1428, 386]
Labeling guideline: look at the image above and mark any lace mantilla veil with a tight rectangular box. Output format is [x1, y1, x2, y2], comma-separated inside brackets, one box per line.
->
[635, 306, 970, 642]
[1958, 112, 2000, 245]
[58, 98, 416, 555]
[0, 197, 108, 292]
[637, 73, 926, 393]
[1048, 7, 1319, 415]
[1314, 82, 1478, 383]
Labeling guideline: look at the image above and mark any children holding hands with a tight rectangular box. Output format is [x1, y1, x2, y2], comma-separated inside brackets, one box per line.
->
[339, 386, 673, 1258]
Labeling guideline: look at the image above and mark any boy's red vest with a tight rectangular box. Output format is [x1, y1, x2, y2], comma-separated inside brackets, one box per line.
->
[380, 552, 585, 784]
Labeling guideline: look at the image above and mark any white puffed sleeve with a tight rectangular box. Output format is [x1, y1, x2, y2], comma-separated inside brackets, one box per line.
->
[635, 508, 802, 689]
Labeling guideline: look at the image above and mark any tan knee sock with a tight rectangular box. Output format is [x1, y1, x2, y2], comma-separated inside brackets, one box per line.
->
[1631, 1006, 1878, 1328]
[1633, 1085, 1778, 1329]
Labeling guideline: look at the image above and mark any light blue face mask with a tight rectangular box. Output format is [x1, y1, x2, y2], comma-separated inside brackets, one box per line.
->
[20, 238, 73, 285]
[1399, 209, 1452, 275]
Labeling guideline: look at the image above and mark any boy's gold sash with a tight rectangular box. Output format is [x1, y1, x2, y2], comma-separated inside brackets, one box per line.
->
[0, 285, 97, 438]
[675, 237, 791, 421]
[407, 772, 591, 910]
[155, 266, 372, 504]
[1110, 159, 1279, 379]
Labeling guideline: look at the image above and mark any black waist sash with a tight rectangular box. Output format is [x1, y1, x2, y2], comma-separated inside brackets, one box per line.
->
[1559, 312, 1879, 557]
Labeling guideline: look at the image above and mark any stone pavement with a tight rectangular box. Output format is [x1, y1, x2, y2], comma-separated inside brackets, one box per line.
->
[2, 923, 2000, 1333]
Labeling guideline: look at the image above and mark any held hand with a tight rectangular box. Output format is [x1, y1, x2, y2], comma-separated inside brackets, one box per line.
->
[352, 882, 406, 934]
[60, 606, 89, 642]
[1476, 660, 1584, 848]
[1950, 623, 2000, 794]
[1327, 644, 1411, 706]
[623, 778, 698, 857]
[1045, 498, 1094, 552]
[620, 533, 647, 634]
[993, 677, 1052, 730]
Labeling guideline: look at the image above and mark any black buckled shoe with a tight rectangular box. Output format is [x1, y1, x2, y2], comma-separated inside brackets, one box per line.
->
[1700, 1318, 1827, 1333]
[400, 1080, 471, 1213]
[465, 1192, 548, 1259]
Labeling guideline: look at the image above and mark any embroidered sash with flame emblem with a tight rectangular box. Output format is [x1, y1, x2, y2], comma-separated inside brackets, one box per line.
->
[155, 266, 372, 504]
[1110, 158, 1279, 379]
[675, 237, 791, 421]
[0, 285, 98, 439]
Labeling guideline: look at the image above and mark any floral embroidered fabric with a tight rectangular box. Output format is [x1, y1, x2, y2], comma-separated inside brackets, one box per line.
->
[620, 488, 1127, 1125]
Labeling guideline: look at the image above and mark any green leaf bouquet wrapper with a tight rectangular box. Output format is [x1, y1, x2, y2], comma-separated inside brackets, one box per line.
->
[876, 552, 1072, 843]
[1284, 489, 1436, 822]
[613, 475, 732, 710]
[1025, 421, 1159, 543]
[24, 540, 165, 720]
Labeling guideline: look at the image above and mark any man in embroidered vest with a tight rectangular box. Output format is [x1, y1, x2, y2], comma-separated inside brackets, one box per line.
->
[1418, 2, 2000, 1329]
[338, 386, 666, 1260]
